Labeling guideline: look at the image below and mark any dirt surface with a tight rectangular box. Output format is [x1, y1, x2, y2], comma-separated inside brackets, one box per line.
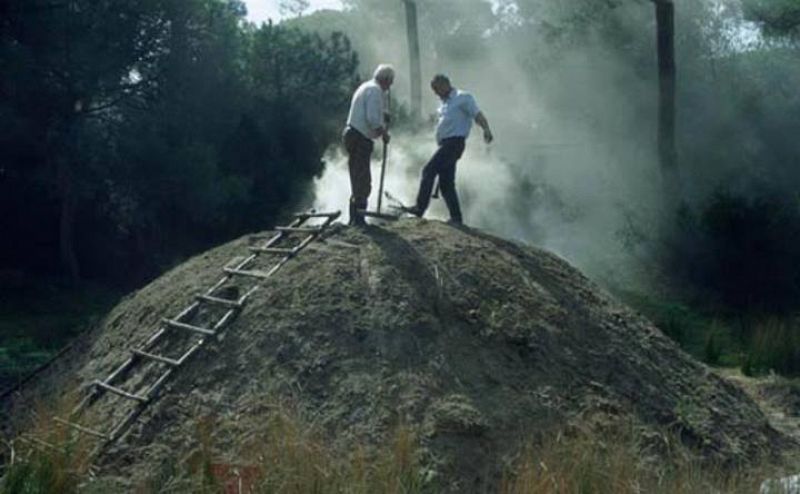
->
[1, 219, 794, 490]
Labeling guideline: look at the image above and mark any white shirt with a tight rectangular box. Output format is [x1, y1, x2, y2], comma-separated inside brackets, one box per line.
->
[345, 79, 387, 140]
[435, 89, 480, 144]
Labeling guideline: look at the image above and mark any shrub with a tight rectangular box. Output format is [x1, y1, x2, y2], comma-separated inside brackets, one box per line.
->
[742, 318, 800, 377]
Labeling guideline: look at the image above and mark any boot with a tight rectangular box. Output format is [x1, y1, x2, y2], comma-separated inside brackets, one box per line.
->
[349, 201, 367, 226]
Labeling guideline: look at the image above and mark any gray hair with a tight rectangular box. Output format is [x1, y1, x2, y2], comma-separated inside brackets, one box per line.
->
[373, 64, 395, 83]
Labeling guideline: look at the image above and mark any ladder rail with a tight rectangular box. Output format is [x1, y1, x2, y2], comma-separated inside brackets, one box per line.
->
[199, 215, 305, 298]
[50, 211, 339, 460]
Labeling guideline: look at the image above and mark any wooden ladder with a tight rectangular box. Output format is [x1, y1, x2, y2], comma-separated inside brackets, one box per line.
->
[20, 211, 340, 458]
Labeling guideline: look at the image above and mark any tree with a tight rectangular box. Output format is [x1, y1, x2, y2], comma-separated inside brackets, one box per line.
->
[0, 0, 166, 281]
[280, 0, 311, 18]
[742, 0, 800, 36]
[653, 0, 678, 198]
[402, 0, 422, 121]
[0, 0, 360, 286]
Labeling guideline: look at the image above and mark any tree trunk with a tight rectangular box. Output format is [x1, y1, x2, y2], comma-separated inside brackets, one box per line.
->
[655, 0, 678, 197]
[57, 155, 80, 282]
[403, 0, 422, 122]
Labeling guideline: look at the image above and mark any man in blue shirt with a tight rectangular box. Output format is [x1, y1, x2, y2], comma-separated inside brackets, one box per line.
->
[404, 74, 493, 225]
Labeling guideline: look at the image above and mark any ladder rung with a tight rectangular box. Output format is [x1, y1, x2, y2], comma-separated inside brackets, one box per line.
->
[249, 246, 297, 255]
[19, 435, 64, 453]
[93, 381, 149, 403]
[293, 211, 340, 219]
[163, 318, 216, 336]
[224, 267, 272, 280]
[132, 349, 181, 367]
[276, 226, 322, 234]
[53, 417, 109, 439]
[196, 294, 243, 309]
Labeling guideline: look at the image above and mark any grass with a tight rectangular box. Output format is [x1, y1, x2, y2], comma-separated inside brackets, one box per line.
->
[615, 290, 738, 364]
[615, 290, 800, 377]
[742, 318, 800, 377]
[499, 426, 774, 494]
[2, 398, 792, 494]
[124, 401, 430, 493]
[1, 392, 95, 494]
[171, 406, 429, 494]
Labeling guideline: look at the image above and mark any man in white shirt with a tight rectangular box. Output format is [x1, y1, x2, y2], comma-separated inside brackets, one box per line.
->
[405, 74, 493, 225]
[343, 64, 394, 226]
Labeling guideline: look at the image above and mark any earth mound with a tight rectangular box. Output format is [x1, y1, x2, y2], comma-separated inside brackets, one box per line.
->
[2, 219, 791, 489]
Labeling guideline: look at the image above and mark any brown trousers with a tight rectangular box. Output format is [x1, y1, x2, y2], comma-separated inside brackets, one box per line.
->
[343, 127, 374, 221]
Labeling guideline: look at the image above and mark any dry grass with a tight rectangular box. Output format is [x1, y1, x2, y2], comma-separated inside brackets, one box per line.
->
[1, 391, 96, 494]
[499, 427, 771, 494]
[2, 399, 792, 493]
[139, 402, 428, 494]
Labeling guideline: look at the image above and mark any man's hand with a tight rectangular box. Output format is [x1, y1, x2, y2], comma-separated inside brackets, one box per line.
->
[383, 132, 391, 144]
[475, 112, 493, 144]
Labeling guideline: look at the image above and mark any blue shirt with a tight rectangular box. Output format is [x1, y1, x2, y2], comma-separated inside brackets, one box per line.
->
[435, 89, 480, 145]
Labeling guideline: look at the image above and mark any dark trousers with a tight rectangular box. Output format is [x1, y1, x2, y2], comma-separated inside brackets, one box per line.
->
[343, 127, 374, 223]
[415, 137, 465, 222]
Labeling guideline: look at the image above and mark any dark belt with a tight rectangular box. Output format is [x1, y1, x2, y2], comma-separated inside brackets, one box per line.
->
[439, 136, 466, 145]
[345, 125, 371, 142]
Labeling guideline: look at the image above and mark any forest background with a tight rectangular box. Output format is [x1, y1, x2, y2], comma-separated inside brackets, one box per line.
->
[1, 0, 800, 388]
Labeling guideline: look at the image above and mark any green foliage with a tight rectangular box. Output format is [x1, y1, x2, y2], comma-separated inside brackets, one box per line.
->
[0, 275, 120, 389]
[743, 0, 800, 36]
[617, 291, 746, 368]
[1, 0, 359, 286]
[742, 319, 800, 377]
[703, 328, 723, 366]
[666, 191, 800, 313]
[620, 292, 702, 347]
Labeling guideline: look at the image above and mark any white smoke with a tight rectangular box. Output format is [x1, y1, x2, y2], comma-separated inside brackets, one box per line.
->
[313, 132, 514, 223]
[313, 123, 660, 292]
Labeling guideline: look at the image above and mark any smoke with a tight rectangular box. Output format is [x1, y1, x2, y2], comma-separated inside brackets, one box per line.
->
[313, 133, 511, 224]
[302, 0, 796, 292]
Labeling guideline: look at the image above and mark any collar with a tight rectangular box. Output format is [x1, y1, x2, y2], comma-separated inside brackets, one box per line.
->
[441, 88, 457, 102]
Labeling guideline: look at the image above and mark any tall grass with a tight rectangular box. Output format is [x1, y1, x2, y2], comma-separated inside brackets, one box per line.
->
[742, 318, 800, 377]
[1, 393, 95, 494]
[142, 404, 429, 494]
[499, 427, 768, 494]
[2, 400, 789, 493]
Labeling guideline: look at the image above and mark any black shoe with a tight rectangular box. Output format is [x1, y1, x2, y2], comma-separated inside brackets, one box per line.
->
[401, 205, 423, 218]
[349, 217, 367, 227]
[447, 218, 463, 226]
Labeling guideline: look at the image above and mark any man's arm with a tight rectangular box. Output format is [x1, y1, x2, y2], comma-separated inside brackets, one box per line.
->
[475, 111, 493, 144]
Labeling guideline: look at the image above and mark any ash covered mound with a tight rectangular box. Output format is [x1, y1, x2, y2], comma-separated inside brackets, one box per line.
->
[2, 219, 789, 488]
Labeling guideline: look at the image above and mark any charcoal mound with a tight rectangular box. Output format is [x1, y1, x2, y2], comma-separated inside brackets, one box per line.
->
[2, 219, 790, 490]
